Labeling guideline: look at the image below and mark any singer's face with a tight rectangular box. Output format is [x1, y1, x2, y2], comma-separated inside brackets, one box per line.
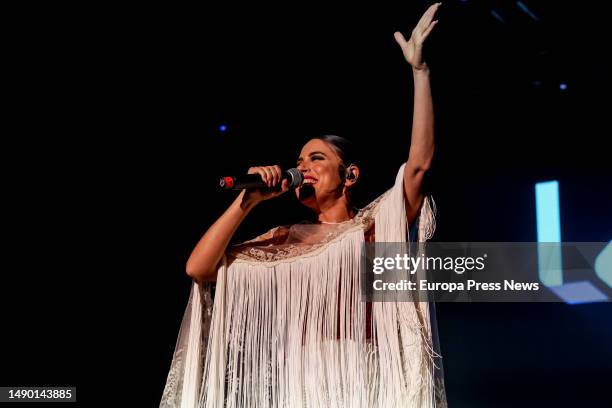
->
[295, 139, 345, 210]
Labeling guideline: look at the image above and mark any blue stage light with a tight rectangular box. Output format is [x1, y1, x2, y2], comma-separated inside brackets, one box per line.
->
[490, 10, 506, 24]
[516, 1, 539, 21]
[535, 181, 563, 286]
[549, 281, 608, 304]
[535, 181, 611, 303]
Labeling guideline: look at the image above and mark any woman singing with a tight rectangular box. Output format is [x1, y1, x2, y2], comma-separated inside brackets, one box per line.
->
[161, 3, 446, 407]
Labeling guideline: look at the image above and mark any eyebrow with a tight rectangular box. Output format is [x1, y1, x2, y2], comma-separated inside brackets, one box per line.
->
[296, 151, 328, 163]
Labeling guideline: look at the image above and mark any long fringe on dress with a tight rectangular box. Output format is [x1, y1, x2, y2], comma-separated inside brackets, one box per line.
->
[160, 164, 446, 407]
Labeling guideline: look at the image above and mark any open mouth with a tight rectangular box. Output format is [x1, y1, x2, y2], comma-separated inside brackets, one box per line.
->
[303, 177, 318, 185]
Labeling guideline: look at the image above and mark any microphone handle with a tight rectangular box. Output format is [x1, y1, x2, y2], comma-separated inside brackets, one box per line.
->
[219, 168, 303, 191]
[219, 174, 269, 190]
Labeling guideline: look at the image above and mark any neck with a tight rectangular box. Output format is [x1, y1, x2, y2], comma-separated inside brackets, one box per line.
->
[317, 196, 355, 223]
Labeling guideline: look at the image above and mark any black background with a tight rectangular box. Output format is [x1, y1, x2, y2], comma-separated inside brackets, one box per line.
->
[2, 1, 611, 407]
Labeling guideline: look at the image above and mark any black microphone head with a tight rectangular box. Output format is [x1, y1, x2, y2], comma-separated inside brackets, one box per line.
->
[285, 168, 304, 189]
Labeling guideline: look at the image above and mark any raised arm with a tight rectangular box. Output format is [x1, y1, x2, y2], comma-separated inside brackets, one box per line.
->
[394, 2, 440, 225]
[186, 165, 289, 282]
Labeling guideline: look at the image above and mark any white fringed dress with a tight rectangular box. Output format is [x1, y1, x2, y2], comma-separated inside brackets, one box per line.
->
[161, 164, 447, 407]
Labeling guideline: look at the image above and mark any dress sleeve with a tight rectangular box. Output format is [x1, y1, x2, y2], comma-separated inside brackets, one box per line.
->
[370, 163, 446, 406]
[160, 228, 293, 406]
[372, 162, 436, 243]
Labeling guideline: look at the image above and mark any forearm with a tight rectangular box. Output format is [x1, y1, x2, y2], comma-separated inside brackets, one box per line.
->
[186, 190, 258, 282]
[406, 67, 434, 170]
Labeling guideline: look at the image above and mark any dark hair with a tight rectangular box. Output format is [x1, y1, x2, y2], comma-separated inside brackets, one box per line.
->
[313, 134, 357, 169]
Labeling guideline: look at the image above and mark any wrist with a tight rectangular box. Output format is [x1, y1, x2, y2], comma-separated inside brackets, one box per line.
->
[238, 190, 261, 211]
[412, 65, 430, 76]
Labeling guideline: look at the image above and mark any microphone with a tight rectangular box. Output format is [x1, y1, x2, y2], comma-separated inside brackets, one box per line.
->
[219, 168, 304, 191]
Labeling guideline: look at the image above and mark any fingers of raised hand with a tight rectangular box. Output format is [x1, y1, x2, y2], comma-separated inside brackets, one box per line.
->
[424, 3, 441, 25]
[416, 3, 441, 35]
[394, 31, 408, 47]
[422, 20, 438, 39]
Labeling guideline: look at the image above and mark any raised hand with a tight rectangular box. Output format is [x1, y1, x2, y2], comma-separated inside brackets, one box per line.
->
[394, 2, 441, 70]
